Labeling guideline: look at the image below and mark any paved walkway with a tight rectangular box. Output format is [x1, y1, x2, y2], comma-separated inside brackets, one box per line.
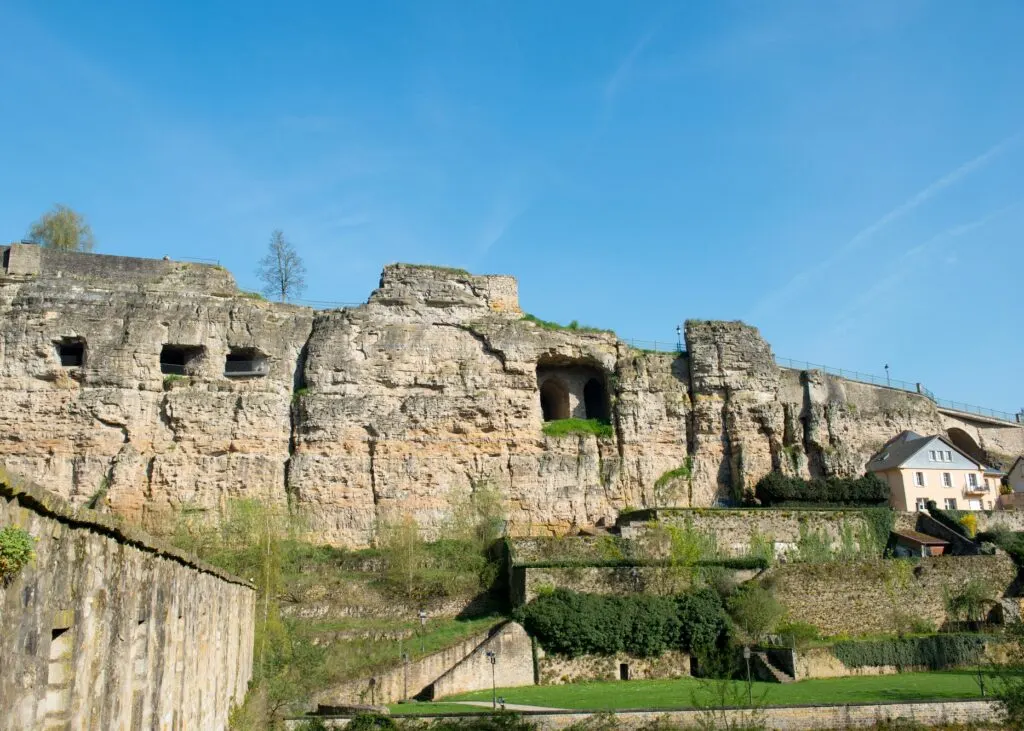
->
[449, 701, 566, 712]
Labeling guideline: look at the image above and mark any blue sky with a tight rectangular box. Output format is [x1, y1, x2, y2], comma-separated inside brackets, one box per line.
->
[2, 1, 1022, 413]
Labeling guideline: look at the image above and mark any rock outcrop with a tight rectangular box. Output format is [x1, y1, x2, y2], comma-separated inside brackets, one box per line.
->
[1, 244, 1020, 546]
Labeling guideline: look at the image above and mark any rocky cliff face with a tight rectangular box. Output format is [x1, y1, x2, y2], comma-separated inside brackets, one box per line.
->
[0, 245, 1015, 546]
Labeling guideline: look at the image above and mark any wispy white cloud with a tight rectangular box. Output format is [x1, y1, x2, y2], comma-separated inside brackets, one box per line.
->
[827, 200, 1023, 335]
[604, 27, 660, 103]
[748, 130, 1024, 321]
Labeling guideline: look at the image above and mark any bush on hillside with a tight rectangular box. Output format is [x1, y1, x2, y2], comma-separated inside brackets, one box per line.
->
[754, 472, 889, 507]
[514, 588, 729, 658]
[925, 501, 970, 538]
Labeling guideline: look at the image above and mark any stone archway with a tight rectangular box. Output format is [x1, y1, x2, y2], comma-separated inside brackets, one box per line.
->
[583, 378, 609, 422]
[947, 427, 988, 465]
[539, 378, 570, 421]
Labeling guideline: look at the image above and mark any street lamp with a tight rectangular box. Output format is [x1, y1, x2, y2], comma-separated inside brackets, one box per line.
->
[675, 325, 682, 353]
[743, 646, 752, 706]
[486, 650, 497, 709]
[418, 609, 427, 653]
[884, 364, 890, 387]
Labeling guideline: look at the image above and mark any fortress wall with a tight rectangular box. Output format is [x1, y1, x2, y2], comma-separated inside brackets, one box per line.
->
[0, 473, 254, 731]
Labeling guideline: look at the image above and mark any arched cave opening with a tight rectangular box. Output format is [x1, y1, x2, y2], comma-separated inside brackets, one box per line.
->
[583, 377, 610, 422]
[539, 378, 570, 421]
[946, 427, 988, 465]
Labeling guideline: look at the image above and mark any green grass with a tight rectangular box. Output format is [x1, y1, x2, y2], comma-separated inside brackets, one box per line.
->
[521, 314, 614, 335]
[444, 671, 993, 710]
[297, 614, 506, 682]
[542, 418, 614, 439]
[401, 263, 471, 277]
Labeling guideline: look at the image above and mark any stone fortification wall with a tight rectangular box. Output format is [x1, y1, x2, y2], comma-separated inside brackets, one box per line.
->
[767, 555, 1018, 636]
[315, 626, 496, 706]
[288, 700, 1000, 730]
[0, 472, 254, 731]
[619, 508, 874, 557]
[2, 246, 1020, 547]
[429, 622, 534, 699]
[538, 650, 690, 685]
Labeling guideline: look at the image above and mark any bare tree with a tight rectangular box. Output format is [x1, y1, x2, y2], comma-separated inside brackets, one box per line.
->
[256, 230, 306, 302]
[27, 204, 96, 251]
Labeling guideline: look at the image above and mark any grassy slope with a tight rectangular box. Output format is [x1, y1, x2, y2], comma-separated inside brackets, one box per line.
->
[301, 614, 504, 682]
[439, 671, 990, 710]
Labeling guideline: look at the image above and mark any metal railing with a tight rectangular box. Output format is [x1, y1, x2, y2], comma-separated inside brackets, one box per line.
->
[775, 357, 931, 397]
[933, 398, 1021, 423]
[622, 338, 683, 353]
[776, 356, 1022, 425]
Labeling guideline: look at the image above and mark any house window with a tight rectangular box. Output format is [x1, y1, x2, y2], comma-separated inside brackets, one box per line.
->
[929, 450, 937, 461]
[946, 451, 952, 461]
[944, 498, 958, 510]
[914, 472, 925, 487]
[987, 501, 993, 510]
[915, 498, 928, 512]
[968, 473, 979, 488]
[943, 473, 952, 487]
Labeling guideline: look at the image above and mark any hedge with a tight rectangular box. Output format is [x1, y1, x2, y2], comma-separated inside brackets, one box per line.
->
[754, 472, 889, 507]
[514, 588, 729, 658]
[831, 634, 987, 670]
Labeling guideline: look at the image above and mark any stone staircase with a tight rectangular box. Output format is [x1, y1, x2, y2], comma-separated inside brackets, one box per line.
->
[751, 651, 795, 684]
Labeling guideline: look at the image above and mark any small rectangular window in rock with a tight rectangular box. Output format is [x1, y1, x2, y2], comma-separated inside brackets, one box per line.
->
[160, 345, 205, 376]
[224, 348, 269, 377]
[56, 340, 85, 368]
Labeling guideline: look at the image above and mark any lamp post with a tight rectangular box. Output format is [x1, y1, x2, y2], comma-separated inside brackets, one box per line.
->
[675, 325, 682, 353]
[418, 609, 427, 654]
[743, 646, 752, 706]
[885, 363, 890, 387]
[486, 650, 497, 709]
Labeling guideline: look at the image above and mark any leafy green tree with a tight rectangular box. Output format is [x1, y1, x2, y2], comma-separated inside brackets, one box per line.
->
[257, 229, 306, 302]
[727, 586, 784, 645]
[26, 204, 95, 251]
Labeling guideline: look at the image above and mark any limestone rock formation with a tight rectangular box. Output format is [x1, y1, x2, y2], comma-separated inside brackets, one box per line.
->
[1, 244, 1021, 546]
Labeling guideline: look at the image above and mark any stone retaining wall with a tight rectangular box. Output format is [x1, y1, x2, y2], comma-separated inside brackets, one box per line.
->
[620, 508, 875, 557]
[286, 699, 999, 729]
[539, 651, 690, 685]
[768, 554, 1018, 636]
[0, 472, 255, 731]
[429, 622, 534, 699]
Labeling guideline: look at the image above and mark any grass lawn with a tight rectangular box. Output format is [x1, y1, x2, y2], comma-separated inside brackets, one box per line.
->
[443, 671, 992, 711]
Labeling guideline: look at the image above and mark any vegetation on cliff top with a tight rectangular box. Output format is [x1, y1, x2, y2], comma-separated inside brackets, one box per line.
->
[541, 418, 614, 438]
[521, 313, 614, 335]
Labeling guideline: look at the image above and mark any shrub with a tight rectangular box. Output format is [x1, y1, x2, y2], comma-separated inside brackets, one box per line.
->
[831, 634, 986, 670]
[959, 513, 978, 539]
[726, 585, 785, 644]
[754, 472, 889, 507]
[775, 621, 821, 649]
[346, 714, 397, 731]
[0, 526, 34, 581]
[521, 313, 613, 335]
[515, 588, 729, 658]
[542, 418, 614, 438]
